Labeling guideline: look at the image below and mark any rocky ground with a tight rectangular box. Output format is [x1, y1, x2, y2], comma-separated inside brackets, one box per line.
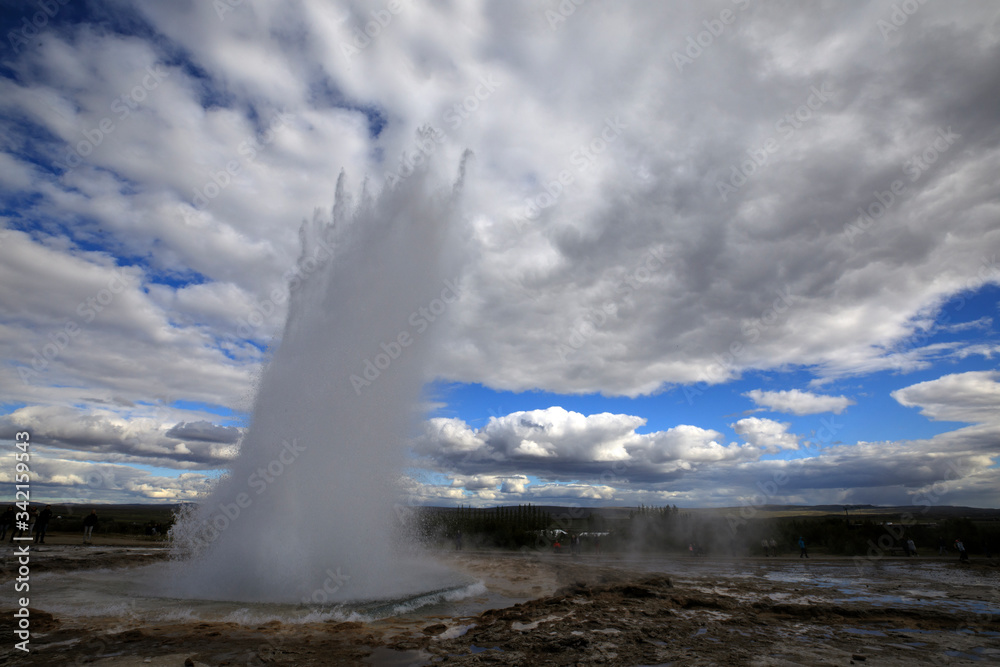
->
[1, 547, 998, 666]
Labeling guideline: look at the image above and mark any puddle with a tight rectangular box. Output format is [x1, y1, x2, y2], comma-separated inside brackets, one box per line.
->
[944, 649, 986, 661]
[363, 647, 431, 666]
[890, 628, 937, 634]
[469, 644, 502, 654]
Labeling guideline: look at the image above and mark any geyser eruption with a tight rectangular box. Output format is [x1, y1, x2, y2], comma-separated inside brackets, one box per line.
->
[170, 162, 467, 605]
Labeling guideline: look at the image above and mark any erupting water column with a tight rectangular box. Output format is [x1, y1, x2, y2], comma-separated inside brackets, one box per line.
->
[169, 163, 467, 605]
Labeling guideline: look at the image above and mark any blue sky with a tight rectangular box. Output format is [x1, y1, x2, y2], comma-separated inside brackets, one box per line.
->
[1, 0, 999, 508]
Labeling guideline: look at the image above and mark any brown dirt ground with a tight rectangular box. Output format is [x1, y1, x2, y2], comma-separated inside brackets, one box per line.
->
[1, 549, 998, 666]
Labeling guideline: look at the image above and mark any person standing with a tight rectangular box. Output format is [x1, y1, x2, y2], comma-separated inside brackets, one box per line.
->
[0, 506, 14, 540]
[769, 538, 778, 557]
[955, 538, 968, 562]
[762, 538, 770, 556]
[83, 509, 98, 544]
[34, 505, 53, 544]
[906, 538, 917, 557]
[798, 536, 809, 558]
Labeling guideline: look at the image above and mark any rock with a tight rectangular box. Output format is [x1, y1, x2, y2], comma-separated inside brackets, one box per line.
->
[620, 585, 658, 599]
[422, 623, 447, 635]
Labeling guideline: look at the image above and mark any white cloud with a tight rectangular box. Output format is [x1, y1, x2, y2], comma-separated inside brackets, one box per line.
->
[0, 231, 261, 410]
[414, 406, 758, 486]
[745, 389, 855, 415]
[732, 417, 799, 452]
[17, 452, 215, 505]
[406, 407, 1000, 507]
[892, 371, 1000, 424]
[500, 475, 530, 494]
[0, 406, 240, 469]
[3, 2, 999, 401]
[2, 1, 999, 506]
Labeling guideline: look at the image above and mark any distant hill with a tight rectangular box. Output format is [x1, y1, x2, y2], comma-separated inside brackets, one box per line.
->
[39, 502, 1000, 521]
[419, 504, 1000, 520]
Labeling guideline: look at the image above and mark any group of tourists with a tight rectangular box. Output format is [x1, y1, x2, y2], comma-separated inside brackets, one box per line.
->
[0, 505, 52, 543]
[0, 506, 99, 544]
[551, 533, 584, 554]
[760, 538, 779, 556]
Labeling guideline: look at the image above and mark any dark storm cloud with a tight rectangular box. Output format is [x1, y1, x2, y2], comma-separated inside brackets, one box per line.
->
[166, 420, 242, 444]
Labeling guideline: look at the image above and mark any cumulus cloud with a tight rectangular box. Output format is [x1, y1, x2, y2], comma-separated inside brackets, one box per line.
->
[745, 389, 855, 415]
[413, 407, 754, 485]
[500, 475, 530, 494]
[892, 371, 1000, 423]
[4, 1, 999, 402]
[0, 231, 261, 411]
[165, 421, 242, 444]
[732, 417, 800, 453]
[2, 1, 999, 505]
[0, 406, 239, 468]
[11, 448, 215, 504]
[404, 400, 1000, 507]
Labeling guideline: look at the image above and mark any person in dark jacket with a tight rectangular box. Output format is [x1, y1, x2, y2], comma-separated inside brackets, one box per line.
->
[83, 509, 98, 544]
[0, 506, 14, 540]
[34, 505, 53, 544]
